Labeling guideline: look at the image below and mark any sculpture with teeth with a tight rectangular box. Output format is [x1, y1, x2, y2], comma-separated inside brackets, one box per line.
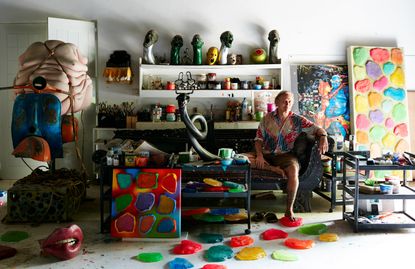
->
[39, 224, 83, 260]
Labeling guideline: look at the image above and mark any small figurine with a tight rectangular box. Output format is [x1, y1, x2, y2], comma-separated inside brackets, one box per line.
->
[182, 48, 192, 65]
[206, 47, 219, 65]
[191, 34, 204, 65]
[218, 31, 234, 65]
[170, 35, 184, 65]
[143, 29, 158, 64]
[268, 29, 281, 64]
[227, 53, 237, 65]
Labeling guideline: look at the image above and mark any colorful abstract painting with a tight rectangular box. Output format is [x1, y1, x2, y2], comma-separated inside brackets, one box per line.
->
[111, 168, 181, 238]
[291, 64, 350, 137]
[348, 46, 410, 160]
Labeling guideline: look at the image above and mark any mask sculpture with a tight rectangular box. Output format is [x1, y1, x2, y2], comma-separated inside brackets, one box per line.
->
[39, 224, 84, 260]
[218, 31, 234, 65]
[170, 35, 184, 65]
[206, 47, 219, 65]
[268, 29, 281, 64]
[191, 34, 204, 65]
[12, 89, 62, 161]
[143, 29, 159, 64]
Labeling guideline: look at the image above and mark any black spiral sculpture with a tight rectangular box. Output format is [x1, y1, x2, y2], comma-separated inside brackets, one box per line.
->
[175, 71, 220, 161]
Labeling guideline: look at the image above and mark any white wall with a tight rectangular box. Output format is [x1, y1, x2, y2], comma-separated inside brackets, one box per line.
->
[1, 0, 415, 177]
[1, 0, 414, 100]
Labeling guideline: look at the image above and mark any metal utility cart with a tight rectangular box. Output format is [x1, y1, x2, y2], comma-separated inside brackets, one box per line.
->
[181, 164, 252, 234]
[315, 150, 369, 212]
[342, 151, 415, 232]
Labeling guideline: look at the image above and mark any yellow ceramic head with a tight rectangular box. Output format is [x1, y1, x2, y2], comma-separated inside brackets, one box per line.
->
[207, 47, 219, 65]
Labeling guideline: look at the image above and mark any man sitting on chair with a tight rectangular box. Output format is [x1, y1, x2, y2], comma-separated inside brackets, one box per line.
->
[245, 90, 328, 221]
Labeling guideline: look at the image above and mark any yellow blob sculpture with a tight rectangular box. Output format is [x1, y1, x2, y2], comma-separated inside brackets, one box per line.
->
[355, 95, 368, 113]
[382, 132, 396, 149]
[236, 247, 266, 260]
[390, 67, 405, 87]
[368, 92, 383, 108]
[356, 130, 369, 144]
[395, 138, 409, 153]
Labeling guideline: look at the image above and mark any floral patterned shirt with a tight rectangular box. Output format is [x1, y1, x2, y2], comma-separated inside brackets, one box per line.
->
[255, 111, 319, 154]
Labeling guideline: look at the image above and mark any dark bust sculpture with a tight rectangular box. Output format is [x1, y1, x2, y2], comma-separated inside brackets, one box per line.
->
[218, 31, 234, 65]
[268, 29, 281, 64]
[143, 29, 158, 64]
[170, 35, 184, 65]
[191, 34, 204, 65]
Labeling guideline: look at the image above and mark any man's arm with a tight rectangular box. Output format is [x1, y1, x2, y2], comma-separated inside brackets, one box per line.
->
[254, 139, 265, 169]
[314, 127, 329, 154]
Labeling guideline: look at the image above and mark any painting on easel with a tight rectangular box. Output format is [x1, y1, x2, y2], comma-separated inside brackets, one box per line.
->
[347, 46, 410, 157]
[111, 168, 181, 238]
[348, 46, 411, 179]
[291, 64, 350, 138]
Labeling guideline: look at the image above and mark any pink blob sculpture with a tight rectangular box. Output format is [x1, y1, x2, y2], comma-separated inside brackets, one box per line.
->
[394, 123, 408, 137]
[370, 48, 390, 64]
[173, 240, 202, 255]
[14, 40, 92, 115]
[261, 228, 288, 240]
[279, 216, 303, 227]
[355, 79, 371, 93]
[284, 238, 314, 249]
[385, 118, 395, 129]
[229, 235, 254, 247]
[373, 76, 388, 91]
[356, 114, 371, 129]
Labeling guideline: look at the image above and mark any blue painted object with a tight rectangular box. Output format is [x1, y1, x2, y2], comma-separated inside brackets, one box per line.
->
[169, 257, 194, 269]
[12, 93, 63, 159]
[157, 217, 176, 233]
[210, 208, 240, 215]
[384, 87, 406, 101]
[135, 193, 155, 212]
[383, 62, 395, 75]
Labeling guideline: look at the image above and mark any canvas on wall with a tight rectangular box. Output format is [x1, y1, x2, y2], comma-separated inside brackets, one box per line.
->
[347, 46, 410, 160]
[291, 64, 350, 138]
[111, 168, 181, 238]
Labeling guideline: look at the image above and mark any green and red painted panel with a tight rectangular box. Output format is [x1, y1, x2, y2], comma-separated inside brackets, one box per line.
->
[111, 168, 181, 238]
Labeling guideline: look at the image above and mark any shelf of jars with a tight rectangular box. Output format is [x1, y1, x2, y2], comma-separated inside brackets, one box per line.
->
[138, 58, 282, 98]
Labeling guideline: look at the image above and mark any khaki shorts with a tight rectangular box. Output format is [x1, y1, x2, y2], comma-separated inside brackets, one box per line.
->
[263, 152, 299, 169]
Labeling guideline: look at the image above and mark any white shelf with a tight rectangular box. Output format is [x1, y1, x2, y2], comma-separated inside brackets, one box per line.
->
[140, 63, 282, 72]
[138, 58, 283, 99]
[139, 89, 281, 98]
[134, 121, 259, 130]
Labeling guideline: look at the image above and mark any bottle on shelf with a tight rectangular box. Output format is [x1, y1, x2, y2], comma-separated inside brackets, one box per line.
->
[334, 132, 344, 151]
[349, 135, 355, 151]
[113, 154, 120, 166]
[241, 98, 249, 121]
[106, 148, 114, 166]
[152, 104, 162, 122]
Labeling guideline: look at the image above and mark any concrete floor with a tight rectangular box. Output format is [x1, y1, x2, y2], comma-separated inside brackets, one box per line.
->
[1, 180, 415, 269]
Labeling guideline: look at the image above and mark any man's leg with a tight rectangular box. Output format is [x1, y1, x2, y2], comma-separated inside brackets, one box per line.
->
[283, 163, 299, 220]
[243, 152, 285, 176]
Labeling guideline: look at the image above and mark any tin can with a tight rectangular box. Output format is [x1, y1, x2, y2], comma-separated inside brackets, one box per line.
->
[224, 78, 231, 90]
[215, 82, 222, 90]
[207, 73, 216, 81]
[166, 81, 175, 90]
